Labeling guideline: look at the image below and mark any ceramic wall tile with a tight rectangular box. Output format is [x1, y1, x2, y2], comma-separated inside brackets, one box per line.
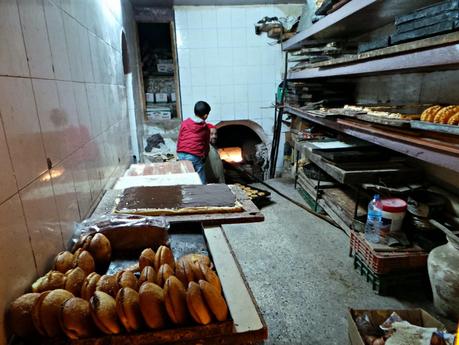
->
[0, 120, 17, 204]
[43, 0, 72, 80]
[70, 149, 92, 219]
[18, 0, 54, 79]
[19, 173, 64, 275]
[73, 83, 93, 142]
[32, 78, 66, 165]
[0, 0, 29, 77]
[56, 81, 83, 155]
[0, 195, 38, 343]
[0, 77, 47, 189]
[51, 159, 79, 244]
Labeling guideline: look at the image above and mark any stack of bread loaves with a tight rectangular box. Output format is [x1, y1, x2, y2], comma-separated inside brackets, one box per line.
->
[9, 239, 228, 340]
[420, 105, 459, 125]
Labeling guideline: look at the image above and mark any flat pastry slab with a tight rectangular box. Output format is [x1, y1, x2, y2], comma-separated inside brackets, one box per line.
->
[114, 184, 244, 216]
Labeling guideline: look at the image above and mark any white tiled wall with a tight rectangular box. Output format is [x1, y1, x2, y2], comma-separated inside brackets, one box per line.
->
[175, 5, 303, 139]
[0, 0, 137, 342]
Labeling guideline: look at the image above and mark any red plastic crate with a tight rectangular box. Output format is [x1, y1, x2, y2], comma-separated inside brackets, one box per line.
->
[349, 232, 428, 274]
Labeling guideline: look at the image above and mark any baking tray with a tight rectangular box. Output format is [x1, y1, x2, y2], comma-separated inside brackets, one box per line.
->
[411, 120, 459, 135]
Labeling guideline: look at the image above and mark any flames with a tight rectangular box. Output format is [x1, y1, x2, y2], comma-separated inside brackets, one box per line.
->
[218, 147, 243, 163]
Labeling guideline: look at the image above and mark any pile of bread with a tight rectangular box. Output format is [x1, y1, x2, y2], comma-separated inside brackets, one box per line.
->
[9, 232, 228, 341]
[234, 183, 267, 200]
[420, 105, 459, 125]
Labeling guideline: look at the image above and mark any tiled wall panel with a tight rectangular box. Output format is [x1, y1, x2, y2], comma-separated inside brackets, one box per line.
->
[175, 5, 302, 139]
[0, 0, 136, 342]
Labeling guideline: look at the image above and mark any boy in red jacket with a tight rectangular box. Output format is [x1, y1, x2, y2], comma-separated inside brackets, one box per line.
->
[177, 101, 211, 184]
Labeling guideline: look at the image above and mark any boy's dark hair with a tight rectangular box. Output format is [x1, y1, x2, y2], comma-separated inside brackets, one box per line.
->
[194, 101, 211, 118]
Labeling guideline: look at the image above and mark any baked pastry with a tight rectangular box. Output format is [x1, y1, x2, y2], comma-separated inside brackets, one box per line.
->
[116, 287, 144, 332]
[90, 291, 120, 334]
[138, 282, 166, 329]
[139, 248, 156, 271]
[199, 280, 228, 322]
[180, 253, 212, 269]
[81, 272, 101, 301]
[54, 251, 75, 273]
[186, 282, 212, 325]
[76, 233, 112, 273]
[420, 105, 442, 122]
[116, 270, 138, 290]
[32, 289, 74, 337]
[96, 275, 119, 298]
[199, 264, 222, 293]
[154, 246, 175, 271]
[73, 249, 95, 275]
[64, 267, 87, 296]
[434, 105, 459, 123]
[156, 264, 174, 287]
[164, 276, 188, 325]
[9, 293, 40, 338]
[448, 113, 459, 125]
[138, 266, 156, 286]
[32, 270, 65, 293]
[59, 297, 96, 339]
[176, 254, 212, 286]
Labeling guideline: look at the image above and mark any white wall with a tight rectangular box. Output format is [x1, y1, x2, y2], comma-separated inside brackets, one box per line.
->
[0, 0, 138, 342]
[174, 4, 303, 141]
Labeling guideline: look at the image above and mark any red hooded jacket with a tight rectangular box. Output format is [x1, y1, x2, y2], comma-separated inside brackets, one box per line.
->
[176, 118, 210, 158]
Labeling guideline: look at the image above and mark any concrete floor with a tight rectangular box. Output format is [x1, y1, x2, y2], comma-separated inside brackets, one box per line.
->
[222, 178, 441, 345]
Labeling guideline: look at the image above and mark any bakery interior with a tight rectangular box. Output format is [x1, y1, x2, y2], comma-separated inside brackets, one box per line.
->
[3, 0, 459, 344]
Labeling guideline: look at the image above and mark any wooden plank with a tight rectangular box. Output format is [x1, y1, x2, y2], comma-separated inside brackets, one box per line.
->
[310, 31, 459, 68]
[337, 118, 459, 155]
[204, 226, 268, 339]
[288, 42, 459, 79]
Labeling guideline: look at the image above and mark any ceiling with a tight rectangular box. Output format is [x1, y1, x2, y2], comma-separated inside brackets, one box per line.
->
[131, 0, 304, 7]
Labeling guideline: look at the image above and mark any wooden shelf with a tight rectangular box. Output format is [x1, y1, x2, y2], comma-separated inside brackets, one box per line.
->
[287, 42, 459, 79]
[282, 0, 437, 51]
[284, 106, 459, 172]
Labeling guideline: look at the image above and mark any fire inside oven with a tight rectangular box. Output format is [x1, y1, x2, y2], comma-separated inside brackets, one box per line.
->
[215, 123, 268, 182]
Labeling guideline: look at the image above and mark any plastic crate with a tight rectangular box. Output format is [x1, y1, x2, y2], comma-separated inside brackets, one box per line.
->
[349, 231, 428, 274]
[353, 254, 429, 295]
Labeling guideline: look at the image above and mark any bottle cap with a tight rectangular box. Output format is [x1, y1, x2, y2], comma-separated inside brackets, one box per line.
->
[380, 198, 407, 213]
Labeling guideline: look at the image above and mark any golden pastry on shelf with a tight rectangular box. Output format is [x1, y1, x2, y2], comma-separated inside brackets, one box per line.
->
[164, 276, 188, 325]
[420, 105, 441, 122]
[9, 293, 40, 338]
[433, 105, 459, 123]
[115, 287, 143, 332]
[448, 113, 459, 125]
[89, 291, 121, 334]
[138, 282, 166, 329]
[59, 297, 96, 339]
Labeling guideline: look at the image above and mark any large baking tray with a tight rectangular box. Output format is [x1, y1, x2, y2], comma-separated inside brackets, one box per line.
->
[410, 120, 459, 136]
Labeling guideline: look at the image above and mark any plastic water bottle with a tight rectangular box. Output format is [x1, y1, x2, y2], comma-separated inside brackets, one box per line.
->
[365, 194, 383, 243]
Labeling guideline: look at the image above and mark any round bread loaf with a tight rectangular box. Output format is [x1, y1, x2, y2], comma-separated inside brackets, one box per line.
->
[199, 280, 228, 322]
[59, 297, 96, 339]
[448, 113, 459, 125]
[154, 246, 175, 271]
[73, 249, 95, 275]
[138, 266, 156, 286]
[186, 282, 212, 325]
[90, 291, 120, 334]
[88, 233, 111, 273]
[138, 282, 166, 329]
[96, 275, 119, 298]
[420, 105, 442, 122]
[64, 267, 87, 296]
[434, 105, 459, 123]
[115, 287, 143, 332]
[164, 276, 188, 325]
[139, 248, 156, 271]
[32, 289, 74, 337]
[54, 251, 74, 273]
[9, 293, 40, 338]
[199, 264, 222, 293]
[31, 270, 65, 293]
[116, 271, 138, 291]
[156, 264, 174, 287]
[81, 272, 101, 301]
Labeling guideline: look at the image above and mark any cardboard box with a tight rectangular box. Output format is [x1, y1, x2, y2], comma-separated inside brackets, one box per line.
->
[145, 93, 154, 103]
[157, 63, 174, 73]
[347, 308, 445, 345]
[155, 93, 168, 103]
